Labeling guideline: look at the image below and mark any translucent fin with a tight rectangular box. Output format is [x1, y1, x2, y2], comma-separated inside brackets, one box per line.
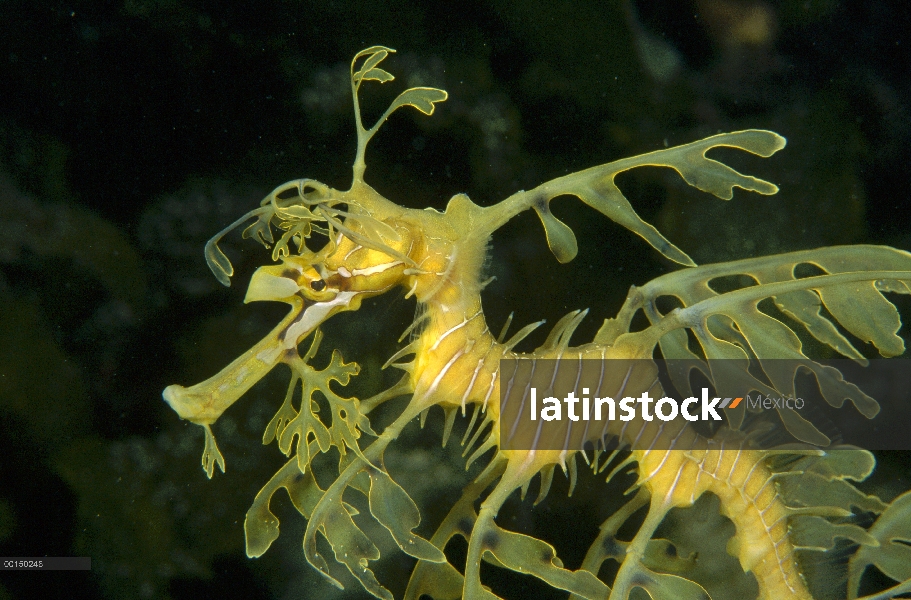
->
[773, 449, 887, 523]
[789, 515, 877, 552]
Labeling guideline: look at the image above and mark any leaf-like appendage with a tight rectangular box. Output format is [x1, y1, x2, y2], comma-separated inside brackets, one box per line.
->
[642, 539, 697, 573]
[774, 289, 866, 361]
[199, 173, 348, 286]
[262, 377, 298, 445]
[848, 490, 911, 598]
[763, 450, 911, 600]
[203, 206, 273, 286]
[362, 67, 394, 83]
[818, 280, 905, 357]
[779, 471, 886, 515]
[404, 461, 505, 600]
[252, 348, 439, 600]
[266, 351, 369, 474]
[647, 245, 911, 356]
[274, 204, 315, 222]
[669, 129, 784, 197]
[320, 350, 375, 447]
[624, 245, 911, 444]
[404, 561, 464, 600]
[534, 203, 578, 263]
[241, 211, 275, 247]
[469, 520, 611, 599]
[481, 129, 786, 266]
[367, 467, 446, 562]
[759, 447, 888, 560]
[244, 456, 323, 558]
[200, 424, 225, 478]
[632, 565, 711, 600]
[352, 46, 394, 86]
[347, 45, 450, 189]
[272, 221, 311, 261]
[385, 87, 449, 117]
[787, 445, 877, 482]
[303, 486, 389, 599]
[204, 238, 233, 287]
[789, 515, 877, 551]
[277, 390, 331, 473]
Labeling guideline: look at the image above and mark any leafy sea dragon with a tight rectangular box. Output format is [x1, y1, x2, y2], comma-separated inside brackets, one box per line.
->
[163, 47, 911, 599]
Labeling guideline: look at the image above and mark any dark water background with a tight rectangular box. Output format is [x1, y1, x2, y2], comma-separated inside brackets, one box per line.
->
[1, 1, 910, 598]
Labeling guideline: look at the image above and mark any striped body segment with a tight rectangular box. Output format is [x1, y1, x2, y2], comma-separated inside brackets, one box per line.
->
[400, 234, 814, 598]
[636, 439, 810, 600]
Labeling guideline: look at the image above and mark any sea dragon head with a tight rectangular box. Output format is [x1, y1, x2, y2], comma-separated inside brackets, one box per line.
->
[199, 45, 448, 340]
[238, 192, 419, 343]
[162, 47, 448, 453]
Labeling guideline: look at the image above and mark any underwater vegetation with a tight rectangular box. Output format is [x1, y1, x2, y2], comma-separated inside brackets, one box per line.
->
[163, 47, 911, 600]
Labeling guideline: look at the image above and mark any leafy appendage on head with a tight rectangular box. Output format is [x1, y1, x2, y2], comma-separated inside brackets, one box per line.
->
[203, 48, 446, 286]
[203, 180, 339, 287]
[349, 46, 448, 182]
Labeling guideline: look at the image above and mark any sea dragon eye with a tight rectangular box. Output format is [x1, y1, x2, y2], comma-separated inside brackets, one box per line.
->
[309, 279, 326, 291]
